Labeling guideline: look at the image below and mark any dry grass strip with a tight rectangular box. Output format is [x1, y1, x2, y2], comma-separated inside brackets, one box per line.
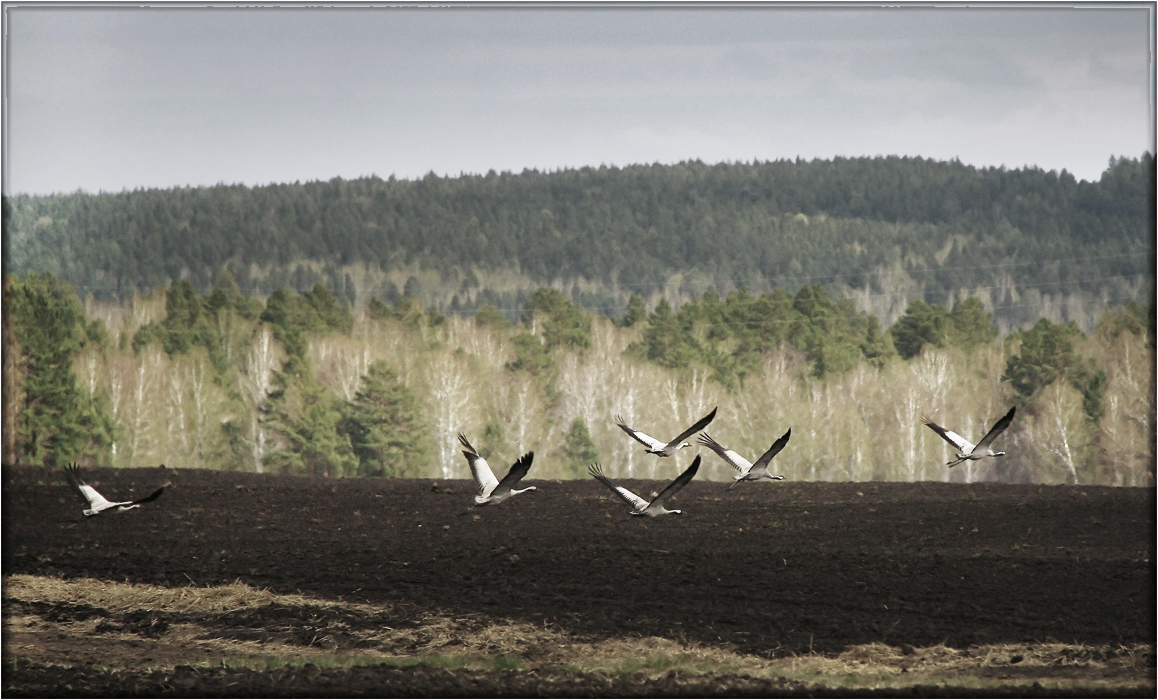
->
[4, 574, 1152, 691]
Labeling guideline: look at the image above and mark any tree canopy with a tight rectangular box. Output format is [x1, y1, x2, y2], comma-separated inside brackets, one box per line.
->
[6, 155, 1151, 328]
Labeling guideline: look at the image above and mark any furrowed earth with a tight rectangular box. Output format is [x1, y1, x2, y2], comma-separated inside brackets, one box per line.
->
[2, 465, 1154, 696]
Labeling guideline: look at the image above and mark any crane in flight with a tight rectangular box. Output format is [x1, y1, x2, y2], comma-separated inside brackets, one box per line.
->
[922, 407, 1016, 468]
[698, 428, 791, 490]
[614, 407, 717, 457]
[64, 464, 165, 517]
[458, 433, 536, 506]
[588, 455, 701, 517]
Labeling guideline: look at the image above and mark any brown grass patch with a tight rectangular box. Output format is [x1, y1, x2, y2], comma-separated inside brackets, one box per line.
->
[4, 574, 1152, 692]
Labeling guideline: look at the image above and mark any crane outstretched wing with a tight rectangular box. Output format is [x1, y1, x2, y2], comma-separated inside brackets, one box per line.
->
[63, 464, 113, 511]
[975, 407, 1016, 451]
[588, 464, 650, 511]
[492, 452, 534, 498]
[751, 428, 792, 470]
[652, 456, 700, 508]
[130, 487, 165, 505]
[665, 407, 718, 451]
[459, 433, 499, 497]
[614, 417, 667, 451]
[697, 433, 753, 473]
[921, 415, 974, 454]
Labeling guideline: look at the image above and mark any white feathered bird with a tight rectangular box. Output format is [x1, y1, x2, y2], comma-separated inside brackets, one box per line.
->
[698, 429, 791, 490]
[588, 455, 700, 517]
[458, 433, 536, 506]
[64, 464, 165, 517]
[614, 407, 717, 457]
[922, 407, 1016, 468]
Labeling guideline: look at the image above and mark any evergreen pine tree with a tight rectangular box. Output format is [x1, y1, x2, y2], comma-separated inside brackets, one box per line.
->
[7, 273, 114, 466]
[262, 355, 356, 477]
[890, 300, 952, 359]
[562, 417, 599, 477]
[339, 361, 431, 477]
[948, 297, 998, 350]
[1003, 318, 1105, 421]
[618, 293, 647, 328]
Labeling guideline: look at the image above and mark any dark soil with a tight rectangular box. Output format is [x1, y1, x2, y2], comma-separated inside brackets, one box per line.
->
[4, 659, 1154, 698]
[3, 465, 1154, 695]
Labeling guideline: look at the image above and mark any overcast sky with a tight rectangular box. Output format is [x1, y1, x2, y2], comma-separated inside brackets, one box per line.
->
[3, 4, 1153, 196]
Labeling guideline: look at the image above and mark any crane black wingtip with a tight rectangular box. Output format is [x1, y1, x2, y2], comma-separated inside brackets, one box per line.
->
[458, 433, 476, 452]
[135, 487, 165, 504]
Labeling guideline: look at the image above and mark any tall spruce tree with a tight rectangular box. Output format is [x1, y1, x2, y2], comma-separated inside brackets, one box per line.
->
[1003, 318, 1106, 421]
[890, 300, 953, 359]
[339, 361, 430, 477]
[262, 355, 356, 478]
[6, 273, 114, 466]
[562, 417, 599, 477]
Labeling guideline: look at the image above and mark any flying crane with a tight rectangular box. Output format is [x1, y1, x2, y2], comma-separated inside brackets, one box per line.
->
[588, 455, 701, 517]
[64, 464, 165, 517]
[614, 407, 718, 457]
[698, 429, 791, 490]
[458, 433, 536, 506]
[922, 407, 1016, 468]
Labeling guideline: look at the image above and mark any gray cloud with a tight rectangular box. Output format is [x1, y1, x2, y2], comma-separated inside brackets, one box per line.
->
[4, 6, 1152, 195]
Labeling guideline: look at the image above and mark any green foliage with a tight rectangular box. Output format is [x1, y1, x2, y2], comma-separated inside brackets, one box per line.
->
[366, 296, 393, 321]
[637, 297, 698, 372]
[506, 333, 554, 376]
[4, 273, 1149, 484]
[260, 284, 352, 357]
[1095, 298, 1154, 347]
[522, 287, 591, 350]
[204, 267, 262, 320]
[561, 417, 599, 477]
[890, 300, 952, 359]
[472, 303, 509, 328]
[948, 297, 999, 350]
[262, 355, 356, 477]
[133, 280, 230, 379]
[1003, 319, 1081, 399]
[219, 419, 250, 471]
[7, 155, 1151, 320]
[339, 361, 431, 477]
[1003, 318, 1105, 421]
[479, 423, 504, 460]
[618, 293, 647, 328]
[302, 283, 354, 335]
[6, 273, 114, 466]
[792, 285, 872, 378]
[890, 296, 997, 359]
[633, 284, 892, 384]
[1068, 359, 1107, 423]
[426, 306, 447, 327]
[393, 296, 427, 328]
[859, 315, 897, 367]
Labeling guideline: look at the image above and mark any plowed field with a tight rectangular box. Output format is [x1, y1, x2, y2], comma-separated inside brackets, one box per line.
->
[3, 465, 1154, 696]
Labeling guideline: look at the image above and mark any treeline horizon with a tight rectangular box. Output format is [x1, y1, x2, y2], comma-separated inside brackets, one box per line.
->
[4, 272, 1153, 488]
[5, 153, 1154, 333]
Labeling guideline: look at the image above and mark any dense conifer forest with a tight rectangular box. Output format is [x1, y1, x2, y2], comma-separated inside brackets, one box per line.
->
[5, 154, 1153, 332]
[4, 154, 1153, 484]
[3, 271, 1153, 486]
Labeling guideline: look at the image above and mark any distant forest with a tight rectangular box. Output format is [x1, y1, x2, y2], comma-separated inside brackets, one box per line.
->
[4, 154, 1153, 330]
